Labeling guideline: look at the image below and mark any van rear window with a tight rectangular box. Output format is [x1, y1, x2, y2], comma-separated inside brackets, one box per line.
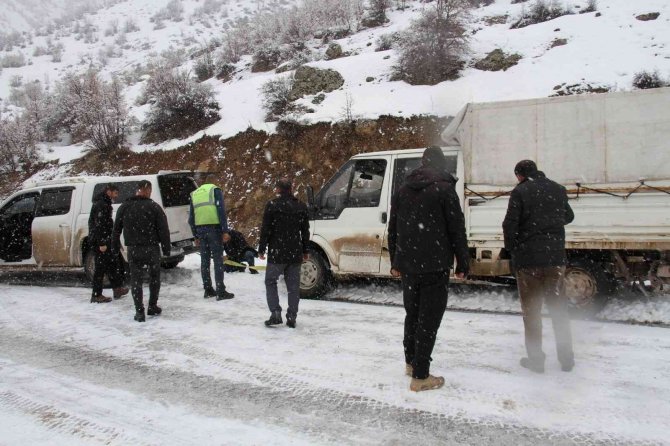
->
[158, 175, 197, 207]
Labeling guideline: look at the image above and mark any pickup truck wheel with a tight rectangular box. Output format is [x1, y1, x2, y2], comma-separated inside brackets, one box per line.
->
[564, 259, 614, 314]
[300, 249, 330, 299]
[84, 250, 96, 284]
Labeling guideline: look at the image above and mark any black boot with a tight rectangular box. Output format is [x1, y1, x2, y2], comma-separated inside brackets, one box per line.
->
[134, 308, 146, 322]
[265, 310, 283, 326]
[203, 287, 217, 298]
[286, 314, 296, 328]
[216, 290, 235, 301]
[147, 305, 162, 316]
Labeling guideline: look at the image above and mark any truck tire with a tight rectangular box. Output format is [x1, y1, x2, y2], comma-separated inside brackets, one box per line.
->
[564, 259, 615, 314]
[84, 250, 96, 284]
[300, 249, 330, 299]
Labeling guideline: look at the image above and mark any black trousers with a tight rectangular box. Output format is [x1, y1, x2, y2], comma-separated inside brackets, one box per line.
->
[91, 248, 124, 297]
[402, 271, 450, 379]
[128, 246, 161, 311]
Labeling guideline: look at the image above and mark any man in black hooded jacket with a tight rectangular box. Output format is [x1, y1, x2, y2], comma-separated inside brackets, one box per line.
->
[388, 146, 469, 392]
[503, 160, 575, 374]
[113, 180, 171, 322]
[88, 184, 128, 303]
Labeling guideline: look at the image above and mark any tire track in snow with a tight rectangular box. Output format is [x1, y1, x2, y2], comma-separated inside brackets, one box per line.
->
[1, 329, 661, 446]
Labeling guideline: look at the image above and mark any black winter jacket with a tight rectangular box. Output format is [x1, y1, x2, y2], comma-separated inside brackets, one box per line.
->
[388, 166, 469, 275]
[258, 193, 310, 264]
[224, 230, 258, 259]
[502, 171, 574, 269]
[113, 196, 171, 256]
[88, 192, 114, 247]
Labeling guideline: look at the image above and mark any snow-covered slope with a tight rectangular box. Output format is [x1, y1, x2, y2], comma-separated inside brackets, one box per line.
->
[1, 0, 669, 161]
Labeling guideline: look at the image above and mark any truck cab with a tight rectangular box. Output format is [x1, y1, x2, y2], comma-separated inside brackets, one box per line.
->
[301, 148, 463, 298]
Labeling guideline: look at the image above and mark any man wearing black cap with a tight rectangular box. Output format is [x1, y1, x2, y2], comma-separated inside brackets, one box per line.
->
[503, 160, 575, 373]
[388, 146, 469, 392]
[258, 178, 310, 328]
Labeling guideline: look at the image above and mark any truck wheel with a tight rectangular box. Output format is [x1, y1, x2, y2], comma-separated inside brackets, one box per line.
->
[300, 249, 330, 299]
[564, 259, 615, 313]
[84, 250, 96, 284]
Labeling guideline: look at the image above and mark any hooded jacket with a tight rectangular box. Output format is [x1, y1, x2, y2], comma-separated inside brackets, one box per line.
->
[502, 171, 574, 269]
[388, 166, 469, 275]
[88, 192, 114, 247]
[223, 229, 258, 260]
[258, 193, 310, 264]
[113, 196, 171, 256]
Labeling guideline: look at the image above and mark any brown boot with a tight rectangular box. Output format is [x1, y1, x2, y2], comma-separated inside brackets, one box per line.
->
[113, 287, 129, 299]
[405, 364, 413, 377]
[410, 375, 445, 392]
[91, 294, 112, 303]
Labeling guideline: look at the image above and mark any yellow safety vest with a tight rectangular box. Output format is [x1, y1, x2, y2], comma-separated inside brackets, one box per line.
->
[191, 184, 220, 226]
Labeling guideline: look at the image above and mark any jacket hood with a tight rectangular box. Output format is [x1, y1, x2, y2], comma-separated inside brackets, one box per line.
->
[95, 191, 112, 204]
[405, 166, 456, 191]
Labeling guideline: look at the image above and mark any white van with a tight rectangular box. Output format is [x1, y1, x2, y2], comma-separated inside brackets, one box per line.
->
[0, 171, 198, 279]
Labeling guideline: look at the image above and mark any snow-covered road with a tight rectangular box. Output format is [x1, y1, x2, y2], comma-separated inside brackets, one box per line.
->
[0, 256, 668, 445]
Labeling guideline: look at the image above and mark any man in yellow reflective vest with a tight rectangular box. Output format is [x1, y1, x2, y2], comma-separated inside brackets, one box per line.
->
[188, 183, 235, 300]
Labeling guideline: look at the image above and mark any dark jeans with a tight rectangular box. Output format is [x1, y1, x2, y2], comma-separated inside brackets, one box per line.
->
[516, 266, 574, 366]
[91, 247, 124, 297]
[196, 226, 226, 294]
[224, 249, 256, 272]
[265, 263, 301, 318]
[403, 271, 450, 380]
[128, 246, 161, 311]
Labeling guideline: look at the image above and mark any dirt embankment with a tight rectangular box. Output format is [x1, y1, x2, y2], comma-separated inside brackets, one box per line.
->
[1, 115, 448, 241]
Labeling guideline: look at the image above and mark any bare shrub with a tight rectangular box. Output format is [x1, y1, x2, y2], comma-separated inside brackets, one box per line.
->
[0, 117, 39, 173]
[1, 53, 27, 68]
[123, 19, 140, 33]
[261, 75, 300, 121]
[141, 68, 220, 143]
[54, 71, 129, 152]
[393, 0, 471, 85]
[152, 0, 184, 23]
[632, 70, 667, 90]
[511, 0, 570, 28]
[194, 48, 216, 81]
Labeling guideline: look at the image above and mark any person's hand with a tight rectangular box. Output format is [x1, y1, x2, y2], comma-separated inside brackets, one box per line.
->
[194, 239, 200, 248]
[303, 253, 309, 262]
[259, 253, 266, 260]
[455, 272, 466, 280]
[222, 233, 231, 243]
[99, 245, 107, 253]
[390, 268, 401, 278]
[223, 255, 228, 261]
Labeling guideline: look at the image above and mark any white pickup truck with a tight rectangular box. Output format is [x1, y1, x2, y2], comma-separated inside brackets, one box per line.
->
[0, 172, 198, 280]
[300, 88, 670, 311]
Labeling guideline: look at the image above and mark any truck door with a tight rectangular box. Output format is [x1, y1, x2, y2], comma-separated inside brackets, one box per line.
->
[312, 157, 389, 273]
[0, 191, 40, 262]
[382, 151, 461, 273]
[32, 187, 76, 266]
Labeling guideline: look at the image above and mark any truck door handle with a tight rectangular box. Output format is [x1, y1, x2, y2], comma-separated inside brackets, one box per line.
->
[381, 212, 387, 224]
[59, 224, 70, 228]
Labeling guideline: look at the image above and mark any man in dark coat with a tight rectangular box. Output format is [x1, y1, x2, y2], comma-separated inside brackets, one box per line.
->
[113, 180, 171, 322]
[258, 178, 310, 328]
[502, 159, 575, 373]
[223, 229, 259, 274]
[88, 183, 128, 303]
[388, 147, 469, 392]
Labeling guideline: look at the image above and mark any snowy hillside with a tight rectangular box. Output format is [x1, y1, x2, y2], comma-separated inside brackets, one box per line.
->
[0, 0, 669, 164]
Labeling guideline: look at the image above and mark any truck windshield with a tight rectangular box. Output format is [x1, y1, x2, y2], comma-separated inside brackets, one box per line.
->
[158, 175, 198, 207]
